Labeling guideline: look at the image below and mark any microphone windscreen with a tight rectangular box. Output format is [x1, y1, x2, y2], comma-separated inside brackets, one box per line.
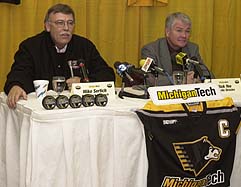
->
[140, 57, 153, 72]
[114, 61, 122, 69]
[175, 52, 187, 65]
[139, 59, 146, 67]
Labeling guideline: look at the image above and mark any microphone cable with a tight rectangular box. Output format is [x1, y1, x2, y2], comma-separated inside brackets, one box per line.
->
[190, 57, 213, 83]
[164, 71, 174, 85]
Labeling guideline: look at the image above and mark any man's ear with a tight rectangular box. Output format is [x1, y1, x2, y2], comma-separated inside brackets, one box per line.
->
[45, 22, 50, 32]
[165, 28, 170, 37]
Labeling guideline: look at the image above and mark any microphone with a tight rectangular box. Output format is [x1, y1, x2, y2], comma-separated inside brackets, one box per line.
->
[114, 61, 134, 82]
[194, 63, 205, 81]
[68, 60, 79, 77]
[176, 53, 207, 82]
[187, 58, 199, 64]
[139, 58, 174, 85]
[176, 52, 200, 66]
[79, 60, 90, 82]
[139, 57, 165, 74]
[115, 61, 149, 99]
[191, 56, 205, 82]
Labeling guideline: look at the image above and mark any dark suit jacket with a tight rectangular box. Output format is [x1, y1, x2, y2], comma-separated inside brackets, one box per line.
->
[141, 38, 214, 86]
[4, 31, 115, 94]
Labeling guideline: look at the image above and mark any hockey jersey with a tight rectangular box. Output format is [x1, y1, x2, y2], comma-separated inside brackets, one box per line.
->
[136, 97, 241, 187]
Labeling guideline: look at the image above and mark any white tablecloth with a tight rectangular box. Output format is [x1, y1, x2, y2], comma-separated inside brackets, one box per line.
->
[0, 91, 148, 187]
[1, 91, 241, 187]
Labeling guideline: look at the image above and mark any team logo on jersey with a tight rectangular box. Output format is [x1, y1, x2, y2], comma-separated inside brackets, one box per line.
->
[173, 136, 222, 176]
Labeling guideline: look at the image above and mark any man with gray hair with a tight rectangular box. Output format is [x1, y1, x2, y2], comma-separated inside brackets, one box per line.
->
[141, 12, 214, 86]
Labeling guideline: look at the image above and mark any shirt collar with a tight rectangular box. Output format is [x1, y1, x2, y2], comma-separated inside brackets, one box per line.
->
[55, 44, 67, 53]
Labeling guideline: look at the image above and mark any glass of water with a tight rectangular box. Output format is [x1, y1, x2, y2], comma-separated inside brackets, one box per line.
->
[52, 76, 66, 95]
[172, 71, 185, 85]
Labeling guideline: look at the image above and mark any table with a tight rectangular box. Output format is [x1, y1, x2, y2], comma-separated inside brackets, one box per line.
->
[0, 91, 148, 187]
[1, 91, 241, 187]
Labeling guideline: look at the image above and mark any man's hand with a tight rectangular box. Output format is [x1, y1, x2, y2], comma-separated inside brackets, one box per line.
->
[186, 71, 195, 84]
[7, 85, 27, 109]
[186, 71, 201, 84]
[66, 76, 81, 90]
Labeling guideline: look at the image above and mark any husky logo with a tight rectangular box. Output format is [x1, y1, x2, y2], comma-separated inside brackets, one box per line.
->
[204, 146, 220, 160]
[173, 136, 222, 176]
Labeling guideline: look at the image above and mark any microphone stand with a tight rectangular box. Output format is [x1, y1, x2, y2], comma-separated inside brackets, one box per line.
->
[183, 70, 188, 84]
[183, 63, 189, 84]
[118, 74, 149, 99]
[154, 71, 158, 86]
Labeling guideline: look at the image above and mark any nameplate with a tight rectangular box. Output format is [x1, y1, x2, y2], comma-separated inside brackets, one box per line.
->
[148, 83, 224, 105]
[71, 81, 115, 101]
[204, 78, 241, 102]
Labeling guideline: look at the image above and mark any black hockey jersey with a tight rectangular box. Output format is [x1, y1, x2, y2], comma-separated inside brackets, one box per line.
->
[136, 97, 241, 187]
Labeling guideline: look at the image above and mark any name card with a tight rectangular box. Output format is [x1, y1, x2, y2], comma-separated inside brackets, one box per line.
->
[148, 83, 224, 105]
[204, 78, 241, 103]
[71, 81, 115, 101]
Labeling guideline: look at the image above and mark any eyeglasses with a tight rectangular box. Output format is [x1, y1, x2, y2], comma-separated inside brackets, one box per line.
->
[49, 20, 75, 28]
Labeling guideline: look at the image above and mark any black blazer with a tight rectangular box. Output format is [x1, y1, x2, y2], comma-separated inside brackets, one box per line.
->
[4, 31, 115, 94]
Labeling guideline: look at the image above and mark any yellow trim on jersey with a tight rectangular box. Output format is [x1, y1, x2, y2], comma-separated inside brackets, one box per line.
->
[143, 97, 235, 112]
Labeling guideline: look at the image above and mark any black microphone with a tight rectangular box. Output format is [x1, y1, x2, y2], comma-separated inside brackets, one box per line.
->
[114, 61, 134, 82]
[78, 60, 89, 82]
[190, 57, 206, 82]
[125, 63, 146, 75]
[194, 64, 205, 80]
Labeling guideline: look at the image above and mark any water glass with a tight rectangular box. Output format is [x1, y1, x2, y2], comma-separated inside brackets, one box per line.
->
[52, 76, 66, 95]
[173, 71, 185, 85]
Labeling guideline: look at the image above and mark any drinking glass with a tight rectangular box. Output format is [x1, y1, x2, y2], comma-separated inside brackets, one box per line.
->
[52, 76, 66, 95]
[172, 71, 185, 85]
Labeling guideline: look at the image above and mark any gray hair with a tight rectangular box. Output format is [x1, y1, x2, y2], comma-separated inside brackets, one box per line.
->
[165, 12, 192, 30]
[44, 3, 75, 23]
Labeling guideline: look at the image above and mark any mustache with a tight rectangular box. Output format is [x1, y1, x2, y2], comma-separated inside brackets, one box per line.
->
[60, 32, 71, 36]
